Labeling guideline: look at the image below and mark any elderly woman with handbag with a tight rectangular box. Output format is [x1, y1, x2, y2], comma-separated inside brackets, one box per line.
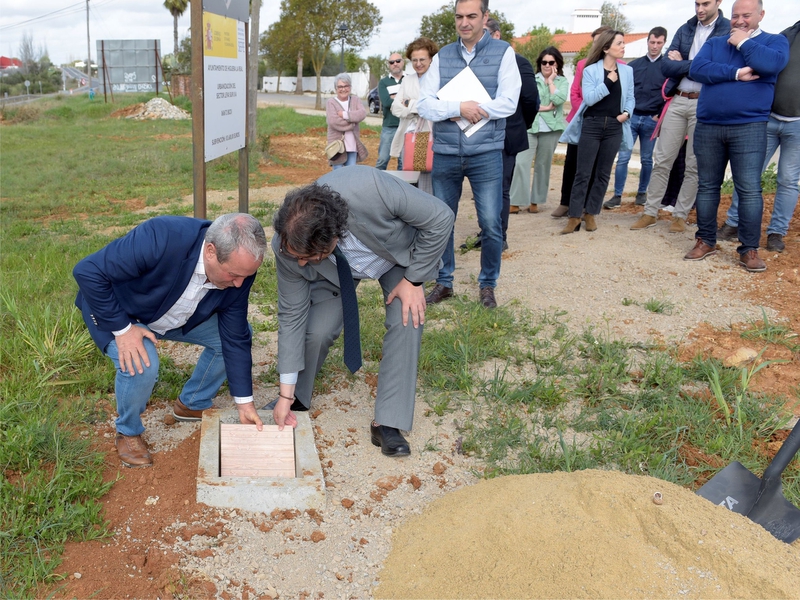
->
[389, 37, 438, 193]
[326, 73, 368, 170]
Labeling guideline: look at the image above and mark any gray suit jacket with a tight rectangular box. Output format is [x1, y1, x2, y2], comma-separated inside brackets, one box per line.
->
[273, 166, 455, 375]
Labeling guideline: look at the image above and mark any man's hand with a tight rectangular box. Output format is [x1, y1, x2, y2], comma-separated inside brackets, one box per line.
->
[386, 278, 426, 328]
[667, 50, 683, 61]
[273, 396, 298, 430]
[460, 101, 489, 124]
[729, 29, 752, 48]
[115, 326, 158, 375]
[616, 112, 629, 123]
[236, 402, 263, 431]
[737, 66, 760, 81]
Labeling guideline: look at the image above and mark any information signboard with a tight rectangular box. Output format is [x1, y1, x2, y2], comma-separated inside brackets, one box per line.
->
[202, 13, 246, 162]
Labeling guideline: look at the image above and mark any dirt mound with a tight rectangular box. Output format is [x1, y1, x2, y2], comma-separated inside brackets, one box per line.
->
[376, 470, 800, 599]
[110, 98, 189, 120]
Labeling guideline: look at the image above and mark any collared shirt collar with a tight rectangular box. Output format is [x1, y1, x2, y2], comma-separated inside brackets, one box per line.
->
[197, 246, 221, 290]
[460, 29, 488, 55]
[699, 15, 719, 30]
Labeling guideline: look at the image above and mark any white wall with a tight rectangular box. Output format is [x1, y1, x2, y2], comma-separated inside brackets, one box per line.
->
[262, 70, 371, 97]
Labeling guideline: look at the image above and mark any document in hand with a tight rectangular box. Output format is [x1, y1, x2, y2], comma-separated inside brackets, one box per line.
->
[436, 66, 492, 138]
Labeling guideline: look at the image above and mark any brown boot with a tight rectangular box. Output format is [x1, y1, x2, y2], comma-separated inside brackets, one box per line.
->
[561, 217, 582, 235]
[528, 204, 539, 213]
[509, 206, 520, 214]
[115, 434, 152, 468]
[668, 216, 686, 233]
[584, 214, 597, 232]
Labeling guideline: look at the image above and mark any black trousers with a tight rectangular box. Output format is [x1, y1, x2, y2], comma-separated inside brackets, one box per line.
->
[568, 116, 623, 217]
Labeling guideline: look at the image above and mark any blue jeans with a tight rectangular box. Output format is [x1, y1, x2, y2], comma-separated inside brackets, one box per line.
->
[614, 113, 657, 196]
[724, 115, 800, 237]
[432, 150, 503, 289]
[332, 152, 357, 170]
[105, 315, 228, 436]
[694, 121, 766, 253]
[375, 125, 401, 170]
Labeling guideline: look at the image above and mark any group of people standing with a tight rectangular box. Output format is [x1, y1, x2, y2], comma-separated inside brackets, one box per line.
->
[79, 0, 798, 471]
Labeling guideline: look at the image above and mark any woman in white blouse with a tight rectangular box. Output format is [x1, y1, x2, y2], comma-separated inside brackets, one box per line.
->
[389, 37, 439, 193]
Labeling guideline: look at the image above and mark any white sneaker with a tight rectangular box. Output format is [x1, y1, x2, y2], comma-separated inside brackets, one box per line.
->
[661, 205, 675, 213]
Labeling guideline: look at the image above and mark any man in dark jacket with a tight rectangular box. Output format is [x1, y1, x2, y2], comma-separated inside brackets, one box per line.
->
[73, 214, 267, 467]
[631, 0, 730, 234]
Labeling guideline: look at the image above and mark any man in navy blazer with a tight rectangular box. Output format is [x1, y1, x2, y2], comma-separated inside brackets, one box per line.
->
[73, 213, 267, 467]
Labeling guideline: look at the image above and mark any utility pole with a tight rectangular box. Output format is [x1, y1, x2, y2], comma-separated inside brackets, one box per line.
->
[86, 0, 91, 83]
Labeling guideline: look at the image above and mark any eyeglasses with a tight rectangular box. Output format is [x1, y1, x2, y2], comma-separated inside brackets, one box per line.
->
[540, 60, 556, 66]
[336, 84, 351, 89]
[387, 59, 403, 65]
[279, 245, 333, 264]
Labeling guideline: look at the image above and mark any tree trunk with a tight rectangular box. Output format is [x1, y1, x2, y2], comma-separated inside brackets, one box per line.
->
[248, 0, 261, 143]
[315, 71, 322, 110]
[295, 52, 303, 94]
[173, 15, 179, 58]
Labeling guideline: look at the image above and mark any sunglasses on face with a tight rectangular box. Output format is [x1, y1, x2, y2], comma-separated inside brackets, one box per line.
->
[540, 60, 556, 66]
[388, 59, 403, 65]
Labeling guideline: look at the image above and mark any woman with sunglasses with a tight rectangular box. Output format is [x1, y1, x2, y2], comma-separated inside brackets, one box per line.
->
[389, 37, 439, 194]
[559, 30, 634, 234]
[510, 47, 568, 215]
[326, 73, 368, 170]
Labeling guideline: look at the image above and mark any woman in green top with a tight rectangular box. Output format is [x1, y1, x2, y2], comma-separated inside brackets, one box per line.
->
[510, 47, 569, 213]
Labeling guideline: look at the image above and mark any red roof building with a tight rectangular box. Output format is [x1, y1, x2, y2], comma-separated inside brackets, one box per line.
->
[0, 56, 22, 69]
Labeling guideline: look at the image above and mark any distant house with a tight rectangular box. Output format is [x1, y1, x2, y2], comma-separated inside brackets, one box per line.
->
[513, 31, 650, 81]
[0, 56, 22, 70]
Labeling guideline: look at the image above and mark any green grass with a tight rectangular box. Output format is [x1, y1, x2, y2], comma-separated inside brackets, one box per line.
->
[1, 95, 797, 597]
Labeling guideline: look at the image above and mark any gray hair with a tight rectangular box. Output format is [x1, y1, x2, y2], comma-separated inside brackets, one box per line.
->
[205, 213, 267, 263]
[334, 73, 352, 88]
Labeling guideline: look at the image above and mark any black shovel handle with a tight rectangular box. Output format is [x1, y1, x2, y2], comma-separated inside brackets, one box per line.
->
[763, 419, 800, 484]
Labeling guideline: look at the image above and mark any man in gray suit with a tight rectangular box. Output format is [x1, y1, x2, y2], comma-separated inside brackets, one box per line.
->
[241, 167, 453, 457]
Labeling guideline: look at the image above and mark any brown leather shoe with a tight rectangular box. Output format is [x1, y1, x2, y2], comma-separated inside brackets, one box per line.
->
[173, 399, 211, 422]
[479, 287, 497, 309]
[115, 434, 152, 468]
[425, 283, 453, 305]
[739, 249, 766, 272]
[528, 204, 539, 213]
[550, 205, 569, 218]
[584, 214, 597, 231]
[683, 239, 717, 261]
[509, 205, 520, 214]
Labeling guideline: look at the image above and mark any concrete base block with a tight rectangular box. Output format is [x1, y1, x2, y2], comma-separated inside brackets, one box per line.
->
[197, 409, 325, 513]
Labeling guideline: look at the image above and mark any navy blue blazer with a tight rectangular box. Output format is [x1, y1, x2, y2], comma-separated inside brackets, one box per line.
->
[73, 216, 256, 397]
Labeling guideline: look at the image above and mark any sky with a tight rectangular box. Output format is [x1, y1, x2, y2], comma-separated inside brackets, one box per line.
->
[1, 0, 797, 68]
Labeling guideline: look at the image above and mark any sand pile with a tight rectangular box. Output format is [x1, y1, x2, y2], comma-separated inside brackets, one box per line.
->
[376, 470, 800, 599]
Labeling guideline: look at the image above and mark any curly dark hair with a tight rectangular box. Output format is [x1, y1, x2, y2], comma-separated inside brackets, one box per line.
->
[536, 46, 565, 76]
[273, 184, 349, 255]
[405, 37, 439, 60]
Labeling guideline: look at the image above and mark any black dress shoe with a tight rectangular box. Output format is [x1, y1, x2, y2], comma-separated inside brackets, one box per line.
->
[370, 423, 411, 457]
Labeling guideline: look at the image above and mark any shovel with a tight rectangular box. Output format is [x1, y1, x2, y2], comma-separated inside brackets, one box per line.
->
[696, 419, 800, 544]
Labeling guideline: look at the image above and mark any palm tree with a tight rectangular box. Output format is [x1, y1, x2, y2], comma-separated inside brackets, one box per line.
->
[164, 0, 190, 58]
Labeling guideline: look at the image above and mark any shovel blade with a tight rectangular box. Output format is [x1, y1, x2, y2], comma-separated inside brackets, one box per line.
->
[696, 461, 761, 515]
[697, 462, 800, 544]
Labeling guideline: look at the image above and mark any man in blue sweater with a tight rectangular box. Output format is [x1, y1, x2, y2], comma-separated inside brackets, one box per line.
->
[605, 27, 668, 210]
[684, 0, 789, 271]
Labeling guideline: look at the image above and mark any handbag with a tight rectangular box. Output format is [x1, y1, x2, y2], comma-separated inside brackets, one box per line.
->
[325, 137, 345, 160]
[402, 130, 433, 172]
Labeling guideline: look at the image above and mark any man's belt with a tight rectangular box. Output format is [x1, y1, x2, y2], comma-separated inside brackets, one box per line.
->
[676, 91, 700, 99]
